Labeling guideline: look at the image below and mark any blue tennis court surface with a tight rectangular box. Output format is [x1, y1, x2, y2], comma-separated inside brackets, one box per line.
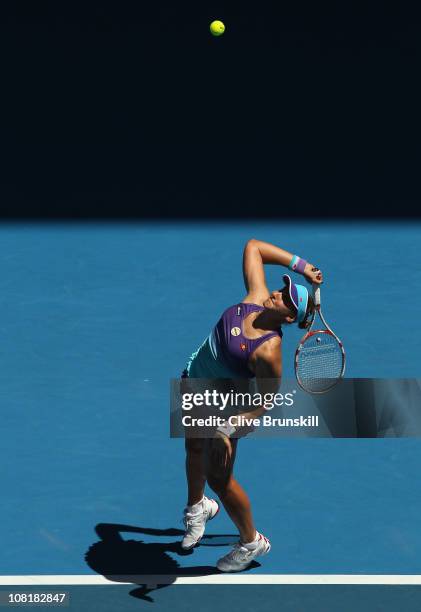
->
[1, 221, 421, 607]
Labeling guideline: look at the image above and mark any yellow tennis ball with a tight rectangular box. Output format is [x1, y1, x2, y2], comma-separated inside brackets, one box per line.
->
[210, 20, 225, 37]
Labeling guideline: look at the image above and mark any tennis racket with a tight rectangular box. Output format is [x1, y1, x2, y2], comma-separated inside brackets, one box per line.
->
[295, 284, 345, 394]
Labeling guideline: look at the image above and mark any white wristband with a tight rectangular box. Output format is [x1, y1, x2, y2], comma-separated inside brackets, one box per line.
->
[288, 255, 307, 275]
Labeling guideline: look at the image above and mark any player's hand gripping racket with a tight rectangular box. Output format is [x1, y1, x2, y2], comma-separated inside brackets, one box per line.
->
[295, 284, 345, 394]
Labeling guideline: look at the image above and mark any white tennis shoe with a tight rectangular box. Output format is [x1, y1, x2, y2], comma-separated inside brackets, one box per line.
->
[216, 531, 271, 572]
[181, 496, 219, 550]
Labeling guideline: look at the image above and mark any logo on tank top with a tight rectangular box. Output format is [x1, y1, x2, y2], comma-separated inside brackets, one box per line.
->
[240, 342, 247, 351]
[231, 326, 241, 337]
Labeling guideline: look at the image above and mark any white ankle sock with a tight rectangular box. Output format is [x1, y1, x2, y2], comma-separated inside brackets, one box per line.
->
[242, 531, 259, 549]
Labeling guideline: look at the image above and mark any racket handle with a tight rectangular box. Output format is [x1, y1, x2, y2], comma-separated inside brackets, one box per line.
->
[313, 283, 321, 307]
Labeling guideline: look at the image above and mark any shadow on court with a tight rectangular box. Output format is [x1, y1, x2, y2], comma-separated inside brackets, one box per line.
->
[85, 524, 260, 603]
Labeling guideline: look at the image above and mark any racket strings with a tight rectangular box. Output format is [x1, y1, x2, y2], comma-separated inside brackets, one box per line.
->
[296, 333, 344, 393]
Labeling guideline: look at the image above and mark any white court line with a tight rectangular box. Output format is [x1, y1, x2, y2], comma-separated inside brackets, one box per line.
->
[1, 575, 421, 586]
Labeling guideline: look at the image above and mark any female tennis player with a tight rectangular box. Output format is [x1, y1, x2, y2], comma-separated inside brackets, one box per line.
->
[181, 239, 323, 572]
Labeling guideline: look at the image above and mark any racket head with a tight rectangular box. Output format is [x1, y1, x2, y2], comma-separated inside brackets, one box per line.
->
[295, 329, 346, 394]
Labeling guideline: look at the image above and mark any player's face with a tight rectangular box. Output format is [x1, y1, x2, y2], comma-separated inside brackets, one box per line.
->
[264, 286, 297, 320]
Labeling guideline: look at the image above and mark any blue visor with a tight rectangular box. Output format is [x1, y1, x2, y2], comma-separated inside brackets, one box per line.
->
[283, 274, 309, 324]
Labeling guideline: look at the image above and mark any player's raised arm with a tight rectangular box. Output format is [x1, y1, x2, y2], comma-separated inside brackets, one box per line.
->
[243, 239, 323, 302]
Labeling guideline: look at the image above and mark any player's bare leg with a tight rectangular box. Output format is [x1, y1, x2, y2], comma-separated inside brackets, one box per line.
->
[181, 438, 219, 550]
[205, 438, 255, 542]
[205, 437, 270, 571]
[185, 438, 206, 506]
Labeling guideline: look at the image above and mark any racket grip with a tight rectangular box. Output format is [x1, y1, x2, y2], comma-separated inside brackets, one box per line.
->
[313, 284, 321, 307]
